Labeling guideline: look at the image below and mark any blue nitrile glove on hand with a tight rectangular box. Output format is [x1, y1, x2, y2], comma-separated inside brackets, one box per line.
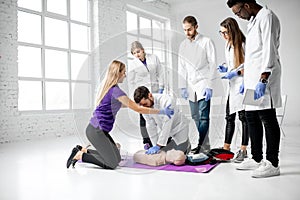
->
[254, 82, 267, 100]
[181, 88, 189, 100]
[217, 65, 228, 73]
[146, 145, 160, 154]
[203, 88, 212, 101]
[222, 71, 238, 79]
[158, 88, 164, 94]
[239, 82, 244, 94]
[159, 104, 174, 119]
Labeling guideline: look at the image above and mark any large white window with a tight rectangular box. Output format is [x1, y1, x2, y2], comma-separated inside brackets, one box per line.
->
[17, 0, 92, 111]
[126, 8, 169, 69]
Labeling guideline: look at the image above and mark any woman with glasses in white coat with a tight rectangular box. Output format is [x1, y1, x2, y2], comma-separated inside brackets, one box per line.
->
[217, 17, 249, 163]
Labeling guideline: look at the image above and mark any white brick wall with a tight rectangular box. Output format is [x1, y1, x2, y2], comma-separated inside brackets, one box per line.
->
[0, 0, 170, 143]
[0, 0, 19, 143]
[0, 0, 84, 143]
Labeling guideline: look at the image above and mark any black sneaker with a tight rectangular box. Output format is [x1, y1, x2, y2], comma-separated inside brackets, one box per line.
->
[143, 137, 153, 146]
[191, 146, 201, 154]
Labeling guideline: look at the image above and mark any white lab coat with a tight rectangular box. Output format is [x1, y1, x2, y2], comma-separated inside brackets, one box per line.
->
[143, 94, 189, 147]
[244, 6, 282, 110]
[224, 43, 245, 114]
[127, 54, 164, 98]
[178, 34, 218, 102]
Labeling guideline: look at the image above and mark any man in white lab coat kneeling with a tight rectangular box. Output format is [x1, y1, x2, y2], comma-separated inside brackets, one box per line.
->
[133, 86, 191, 156]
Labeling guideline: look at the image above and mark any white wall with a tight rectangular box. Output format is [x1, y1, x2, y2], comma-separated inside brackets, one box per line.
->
[169, 0, 300, 126]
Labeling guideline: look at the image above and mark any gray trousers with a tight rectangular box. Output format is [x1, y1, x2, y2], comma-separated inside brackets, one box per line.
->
[82, 124, 121, 169]
[162, 139, 191, 154]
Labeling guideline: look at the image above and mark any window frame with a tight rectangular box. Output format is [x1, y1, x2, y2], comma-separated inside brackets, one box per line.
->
[126, 7, 168, 61]
[17, 0, 93, 113]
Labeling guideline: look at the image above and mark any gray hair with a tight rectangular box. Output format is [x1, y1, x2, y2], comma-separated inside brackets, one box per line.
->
[131, 41, 144, 54]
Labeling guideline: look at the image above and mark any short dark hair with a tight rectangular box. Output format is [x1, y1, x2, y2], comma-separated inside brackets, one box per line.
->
[134, 86, 150, 103]
[227, 0, 256, 8]
[183, 16, 197, 27]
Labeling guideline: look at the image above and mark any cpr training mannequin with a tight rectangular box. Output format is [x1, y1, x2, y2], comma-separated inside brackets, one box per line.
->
[133, 149, 186, 166]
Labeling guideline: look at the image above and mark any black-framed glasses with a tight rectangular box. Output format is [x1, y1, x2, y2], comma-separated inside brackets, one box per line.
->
[219, 31, 228, 36]
[234, 4, 244, 16]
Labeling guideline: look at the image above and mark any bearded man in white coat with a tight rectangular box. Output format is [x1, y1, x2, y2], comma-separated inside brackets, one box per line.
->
[227, 0, 282, 178]
[178, 16, 218, 154]
[134, 86, 191, 155]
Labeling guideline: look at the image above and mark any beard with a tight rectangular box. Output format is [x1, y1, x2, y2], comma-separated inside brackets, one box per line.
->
[187, 31, 197, 40]
[149, 98, 154, 107]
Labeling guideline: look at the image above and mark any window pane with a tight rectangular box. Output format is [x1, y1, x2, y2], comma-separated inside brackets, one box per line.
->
[126, 11, 137, 34]
[153, 20, 163, 41]
[18, 80, 42, 110]
[70, 0, 89, 23]
[71, 23, 89, 52]
[72, 83, 91, 109]
[127, 35, 138, 58]
[45, 82, 69, 110]
[153, 41, 165, 62]
[47, 0, 67, 15]
[139, 38, 152, 52]
[45, 17, 68, 48]
[18, 46, 42, 78]
[18, 0, 41, 12]
[140, 17, 151, 36]
[45, 49, 68, 79]
[71, 53, 90, 81]
[18, 11, 41, 44]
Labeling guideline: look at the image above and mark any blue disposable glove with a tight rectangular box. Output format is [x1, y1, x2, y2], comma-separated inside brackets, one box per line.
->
[239, 82, 244, 94]
[254, 82, 267, 100]
[158, 88, 164, 94]
[181, 88, 189, 100]
[159, 104, 174, 119]
[203, 88, 212, 101]
[217, 65, 228, 73]
[146, 145, 160, 154]
[222, 71, 238, 79]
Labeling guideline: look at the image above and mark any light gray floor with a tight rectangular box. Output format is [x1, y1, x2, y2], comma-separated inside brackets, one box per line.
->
[1, 124, 300, 200]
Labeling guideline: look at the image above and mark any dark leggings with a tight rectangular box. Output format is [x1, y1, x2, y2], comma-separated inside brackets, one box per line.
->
[82, 124, 121, 169]
[224, 98, 249, 146]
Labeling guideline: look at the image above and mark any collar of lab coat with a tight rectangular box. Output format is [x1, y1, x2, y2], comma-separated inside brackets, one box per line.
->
[152, 93, 161, 110]
[248, 6, 268, 32]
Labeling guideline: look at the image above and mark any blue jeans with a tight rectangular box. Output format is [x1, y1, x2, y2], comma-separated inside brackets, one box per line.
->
[245, 109, 280, 167]
[189, 99, 210, 146]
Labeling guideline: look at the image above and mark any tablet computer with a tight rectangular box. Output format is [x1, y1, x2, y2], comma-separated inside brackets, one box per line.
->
[242, 89, 264, 106]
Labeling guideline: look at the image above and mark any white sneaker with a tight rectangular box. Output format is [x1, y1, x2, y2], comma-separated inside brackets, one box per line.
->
[252, 160, 280, 178]
[236, 158, 262, 170]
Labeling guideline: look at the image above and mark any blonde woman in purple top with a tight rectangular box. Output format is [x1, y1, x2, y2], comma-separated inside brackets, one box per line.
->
[66, 60, 174, 170]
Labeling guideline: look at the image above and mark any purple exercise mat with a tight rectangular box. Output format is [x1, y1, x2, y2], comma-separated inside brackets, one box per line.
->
[121, 157, 219, 173]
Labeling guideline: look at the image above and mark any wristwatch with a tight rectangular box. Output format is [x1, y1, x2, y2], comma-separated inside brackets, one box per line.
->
[260, 78, 268, 84]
